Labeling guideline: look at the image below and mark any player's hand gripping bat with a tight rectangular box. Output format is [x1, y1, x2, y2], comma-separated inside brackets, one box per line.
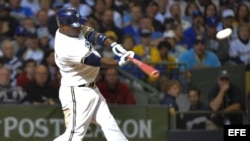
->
[111, 42, 160, 78]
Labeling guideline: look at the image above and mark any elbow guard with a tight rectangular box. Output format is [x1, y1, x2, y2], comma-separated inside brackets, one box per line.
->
[81, 25, 96, 44]
[81, 25, 108, 46]
[96, 33, 108, 46]
[82, 53, 101, 67]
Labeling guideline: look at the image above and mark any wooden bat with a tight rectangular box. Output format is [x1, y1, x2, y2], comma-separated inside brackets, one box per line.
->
[127, 57, 160, 78]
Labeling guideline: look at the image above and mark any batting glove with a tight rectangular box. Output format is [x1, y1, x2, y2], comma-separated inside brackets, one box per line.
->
[111, 42, 127, 57]
[118, 51, 135, 66]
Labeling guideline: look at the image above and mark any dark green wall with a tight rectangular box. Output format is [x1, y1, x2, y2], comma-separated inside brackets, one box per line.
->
[190, 65, 246, 105]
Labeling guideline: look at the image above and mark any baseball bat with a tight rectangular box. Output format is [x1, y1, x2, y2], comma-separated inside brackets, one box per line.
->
[127, 57, 160, 78]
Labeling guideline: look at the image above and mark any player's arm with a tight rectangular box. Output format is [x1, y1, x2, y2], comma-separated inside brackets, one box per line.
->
[81, 25, 134, 67]
[82, 52, 133, 67]
[81, 25, 133, 57]
[81, 25, 115, 47]
[82, 51, 117, 67]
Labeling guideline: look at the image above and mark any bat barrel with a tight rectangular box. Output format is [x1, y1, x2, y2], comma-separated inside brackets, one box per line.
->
[150, 70, 160, 78]
[128, 56, 160, 78]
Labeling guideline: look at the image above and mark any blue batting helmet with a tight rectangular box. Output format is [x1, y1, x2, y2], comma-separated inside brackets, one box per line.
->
[56, 7, 87, 28]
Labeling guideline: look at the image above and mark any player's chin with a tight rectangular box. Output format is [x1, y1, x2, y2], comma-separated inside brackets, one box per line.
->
[72, 27, 81, 32]
[69, 28, 81, 36]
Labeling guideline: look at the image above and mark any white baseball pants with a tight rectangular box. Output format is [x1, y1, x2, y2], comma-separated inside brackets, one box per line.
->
[53, 86, 128, 141]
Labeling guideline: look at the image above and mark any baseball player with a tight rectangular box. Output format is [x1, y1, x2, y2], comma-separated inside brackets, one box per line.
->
[53, 7, 134, 141]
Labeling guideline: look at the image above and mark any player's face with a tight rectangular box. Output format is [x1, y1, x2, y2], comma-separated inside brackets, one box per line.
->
[61, 26, 81, 37]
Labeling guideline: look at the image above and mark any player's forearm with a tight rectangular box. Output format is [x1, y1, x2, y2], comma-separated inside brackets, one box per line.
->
[81, 25, 114, 48]
[103, 37, 114, 48]
[100, 57, 118, 68]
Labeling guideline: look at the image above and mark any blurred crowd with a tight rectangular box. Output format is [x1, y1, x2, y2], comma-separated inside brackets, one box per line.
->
[0, 0, 249, 127]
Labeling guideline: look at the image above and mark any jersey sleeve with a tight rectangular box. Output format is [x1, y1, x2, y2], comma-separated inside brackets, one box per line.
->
[56, 41, 93, 64]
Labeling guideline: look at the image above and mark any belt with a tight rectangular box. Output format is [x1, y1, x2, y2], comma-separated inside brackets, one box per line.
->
[78, 81, 96, 88]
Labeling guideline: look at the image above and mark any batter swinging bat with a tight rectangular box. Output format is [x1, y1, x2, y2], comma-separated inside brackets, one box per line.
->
[127, 56, 160, 78]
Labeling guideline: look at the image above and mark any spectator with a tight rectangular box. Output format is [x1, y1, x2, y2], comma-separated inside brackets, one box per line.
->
[183, 87, 211, 130]
[138, 16, 164, 46]
[21, 17, 37, 34]
[0, 17, 10, 43]
[170, 22, 192, 50]
[88, 0, 106, 24]
[1, 39, 23, 86]
[154, 0, 170, 24]
[163, 30, 187, 60]
[163, 17, 175, 32]
[133, 29, 161, 84]
[160, 79, 183, 128]
[0, 67, 26, 104]
[205, 16, 232, 65]
[183, 10, 206, 49]
[156, 40, 177, 73]
[169, 3, 191, 31]
[145, 1, 164, 32]
[178, 35, 221, 71]
[122, 4, 143, 45]
[217, 9, 238, 40]
[122, 1, 138, 27]
[24, 64, 59, 105]
[194, 0, 213, 14]
[160, 80, 181, 110]
[16, 59, 36, 88]
[38, 0, 55, 17]
[234, 3, 249, 26]
[99, 9, 123, 42]
[37, 27, 53, 51]
[132, 29, 160, 63]
[64, 0, 92, 18]
[35, 9, 49, 29]
[97, 68, 136, 105]
[41, 49, 60, 89]
[204, 2, 218, 21]
[208, 70, 243, 127]
[47, 1, 64, 37]
[12, 25, 28, 55]
[20, 0, 40, 15]
[104, 0, 122, 29]
[18, 32, 44, 64]
[218, 0, 231, 16]
[9, 0, 34, 20]
[0, 3, 20, 38]
[183, 2, 200, 23]
[229, 23, 250, 64]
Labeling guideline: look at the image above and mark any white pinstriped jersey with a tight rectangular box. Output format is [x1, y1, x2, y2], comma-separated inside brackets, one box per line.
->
[54, 30, 100, 86]
[229, 38, 250, 64]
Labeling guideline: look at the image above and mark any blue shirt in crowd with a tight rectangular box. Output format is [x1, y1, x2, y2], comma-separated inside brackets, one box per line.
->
[178, 48, 221, 71]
